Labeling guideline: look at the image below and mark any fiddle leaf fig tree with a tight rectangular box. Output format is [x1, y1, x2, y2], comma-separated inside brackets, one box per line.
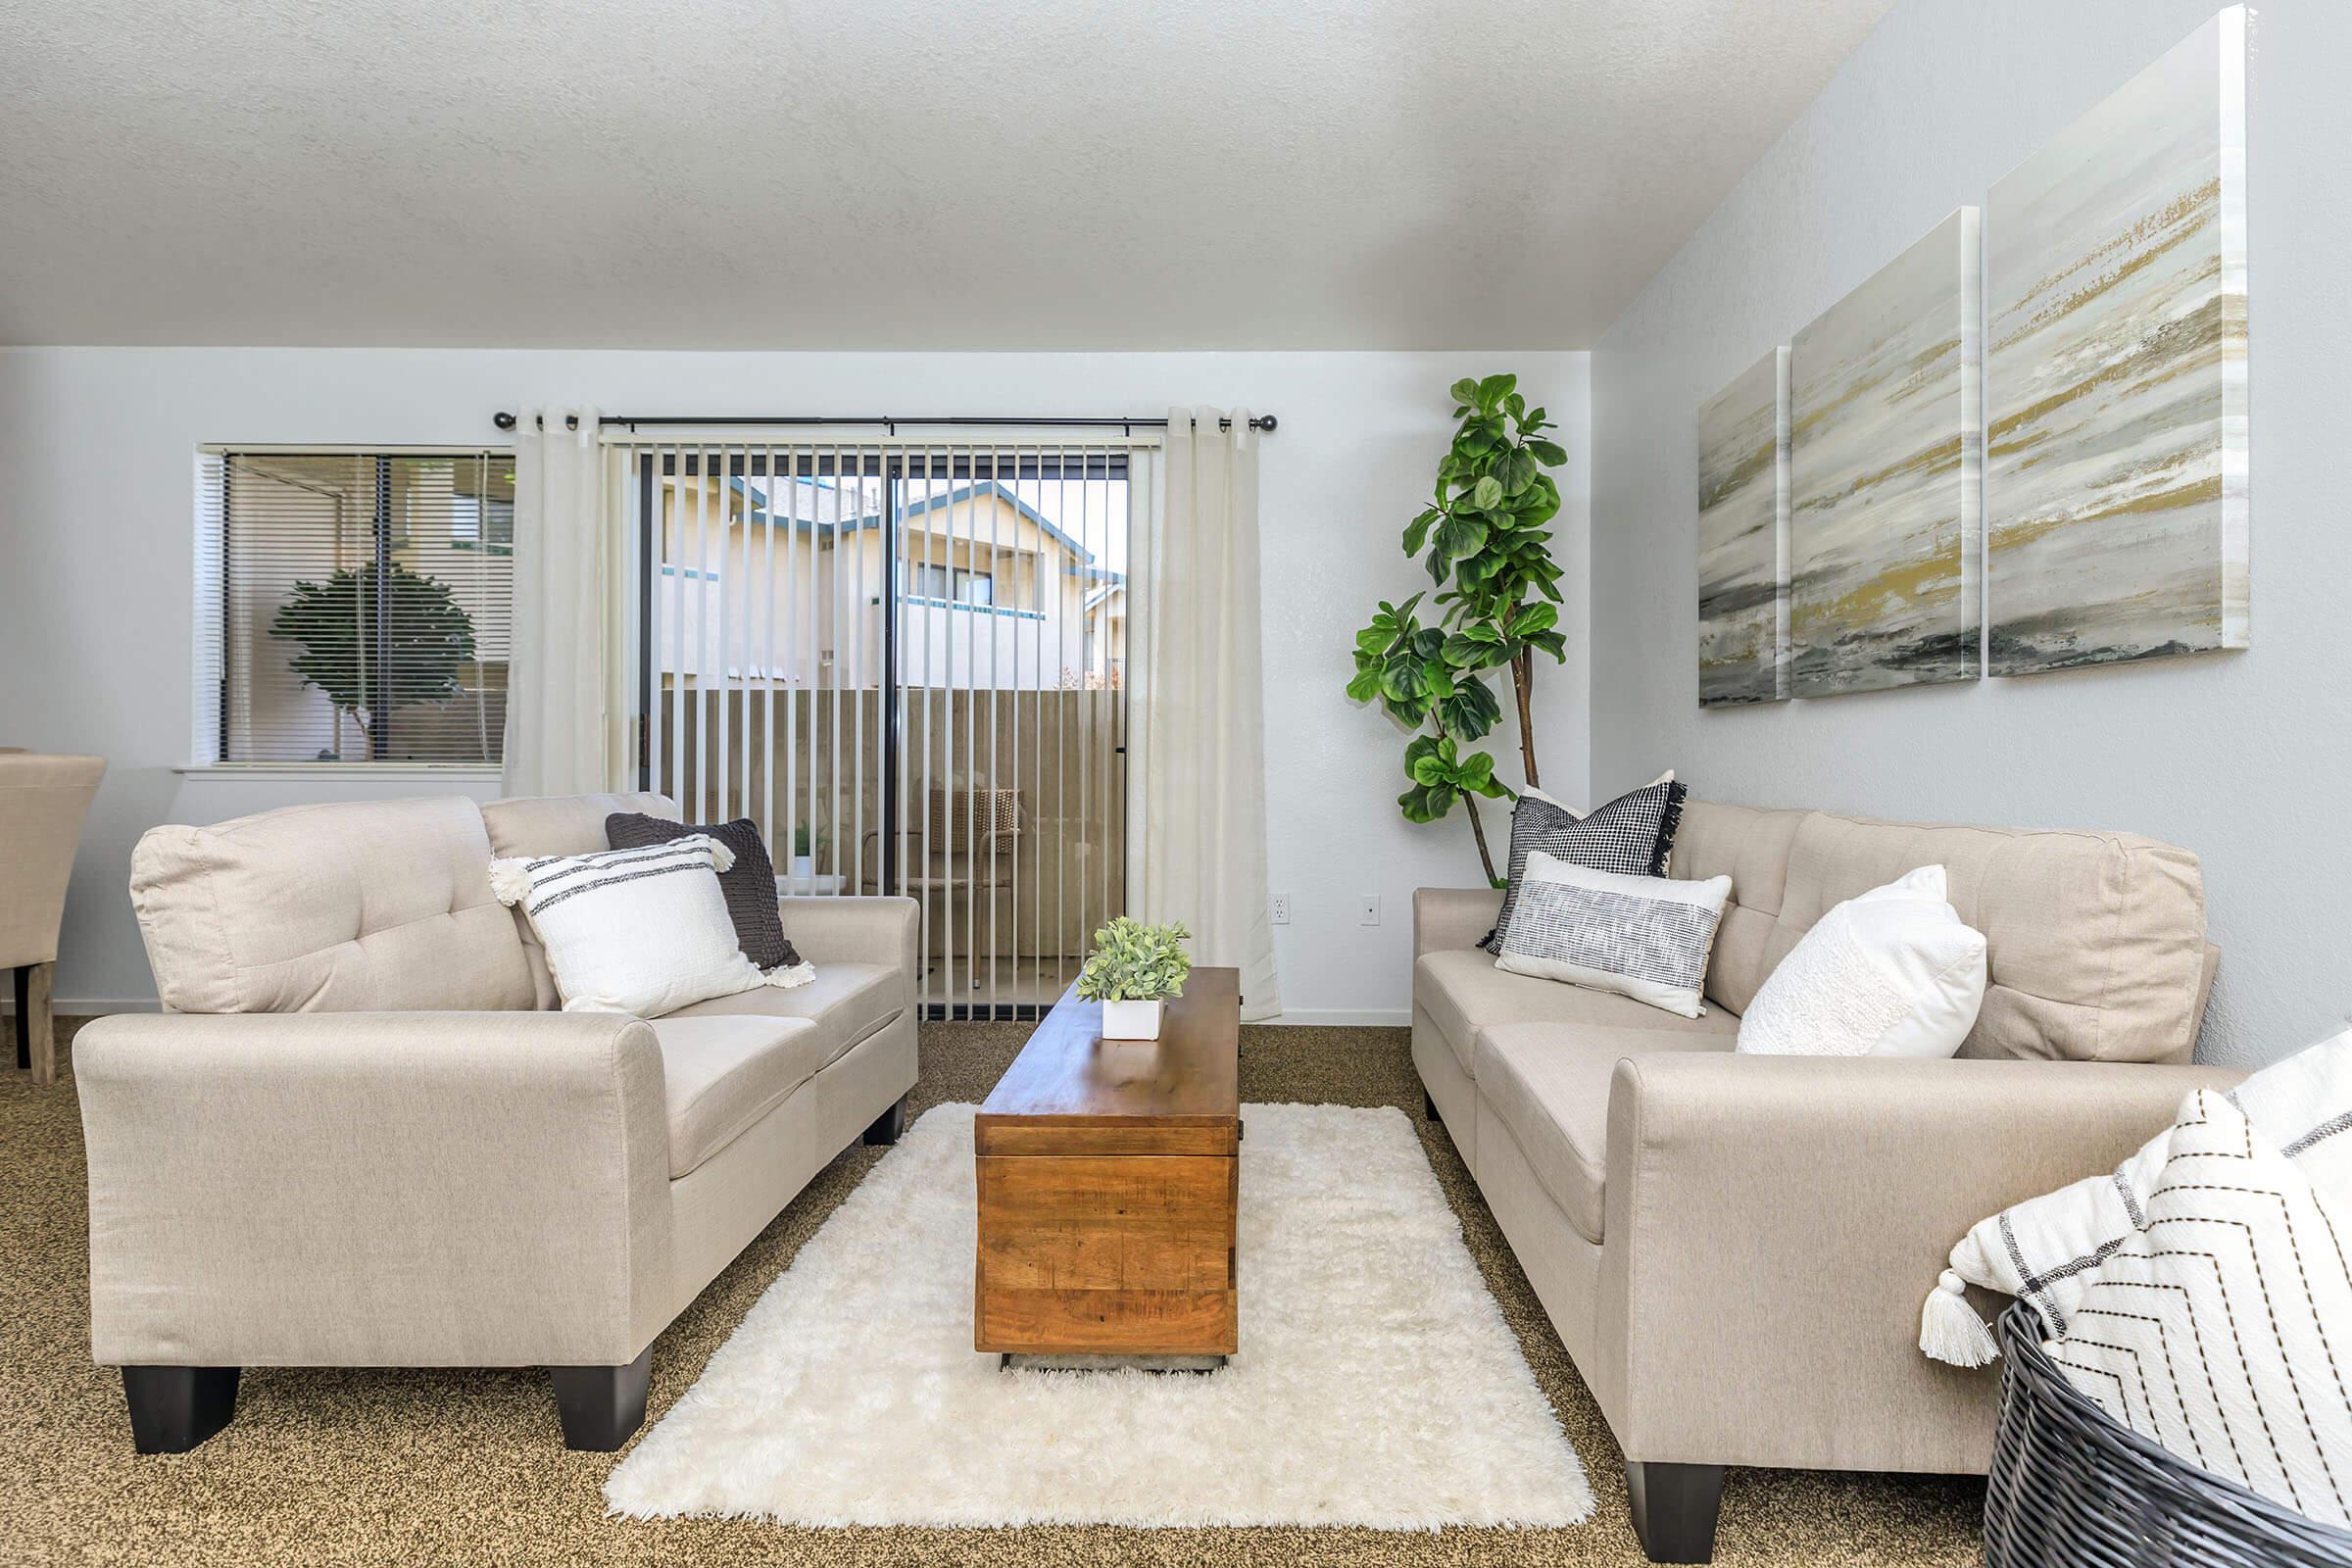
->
[1347, 372, 1571, 884]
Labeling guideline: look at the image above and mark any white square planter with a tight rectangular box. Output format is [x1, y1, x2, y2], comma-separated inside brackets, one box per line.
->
[1100, 998, 1164, 1041]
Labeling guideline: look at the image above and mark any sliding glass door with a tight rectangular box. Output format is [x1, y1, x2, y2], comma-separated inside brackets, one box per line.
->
[627, 439, 1139, 1019]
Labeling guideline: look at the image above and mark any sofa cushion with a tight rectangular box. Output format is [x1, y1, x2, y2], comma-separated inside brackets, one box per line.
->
[1475, 1022, 1735, 1243]
[1415, 948, 1735, 1081]
[479, 792, 678, 1008]
[129, 796, 534, 1014]
[652, 1013, 826, 1178]
[1675, 801, 2209, 1064]
[1769, 813, 2205, 1064]
[660, 960, 906, 1070]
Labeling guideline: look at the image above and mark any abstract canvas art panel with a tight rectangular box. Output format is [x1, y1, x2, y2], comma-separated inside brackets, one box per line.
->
[1789, 208, 1983, 697]
[1696, 347, 1789, 706]
[1985, 6, 2248, 675]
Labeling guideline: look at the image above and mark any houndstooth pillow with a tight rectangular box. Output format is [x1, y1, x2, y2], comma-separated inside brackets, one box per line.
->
[1483, 775, 1687, 955]
[1494, 851, 1731, 1018]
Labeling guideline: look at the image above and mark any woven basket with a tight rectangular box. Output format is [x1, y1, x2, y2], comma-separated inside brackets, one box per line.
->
[1984, 1302, 2352, 1567]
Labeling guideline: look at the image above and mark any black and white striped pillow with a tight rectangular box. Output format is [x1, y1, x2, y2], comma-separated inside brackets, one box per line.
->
[1494, 852, 1731, 1018]
[1484, 777, 1688, 956]
[490, 835, 812, 1015]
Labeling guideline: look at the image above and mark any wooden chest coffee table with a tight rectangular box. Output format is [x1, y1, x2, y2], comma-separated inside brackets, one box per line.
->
[974, 967, 1241, 1362]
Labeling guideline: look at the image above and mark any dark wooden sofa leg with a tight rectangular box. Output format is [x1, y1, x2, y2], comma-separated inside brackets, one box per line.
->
[862, 1093, 909, 1146]
[550, 1348, 652, 1451]
[122, 1366, 240, 1453]
[1626, 1459, 1724, 1563]
[1424, 1090, 1443, 1124]
[11, 964, 27, 1071]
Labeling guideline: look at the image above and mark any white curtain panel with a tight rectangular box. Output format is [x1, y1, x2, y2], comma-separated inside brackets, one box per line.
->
[1136, 408, 1281, 1020]
[502, 407, 626, 797]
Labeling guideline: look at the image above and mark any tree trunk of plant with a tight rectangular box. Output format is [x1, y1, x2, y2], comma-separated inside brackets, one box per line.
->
[1512, 650, 1540, 790]
[1465, 792, 1498, 886]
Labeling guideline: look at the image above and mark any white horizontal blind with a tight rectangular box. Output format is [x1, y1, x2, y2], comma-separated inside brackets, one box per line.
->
[196, 449, 514, 765]
[623, 436, 1145, 1016]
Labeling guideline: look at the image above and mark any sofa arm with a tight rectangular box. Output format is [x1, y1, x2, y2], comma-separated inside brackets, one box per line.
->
[74, 1010, 672, 1369]
[1595, 1052, 2240, 1471]
[1414, 887, 1503, 958]
[782, 894, 919, 978]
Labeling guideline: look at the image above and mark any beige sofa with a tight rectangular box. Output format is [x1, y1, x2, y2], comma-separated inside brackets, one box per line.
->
[1414, 801, 2239, 1562]
[74, 791, 918, 1454]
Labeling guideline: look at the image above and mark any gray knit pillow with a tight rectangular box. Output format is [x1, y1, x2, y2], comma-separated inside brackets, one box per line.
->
[1483, 779, 1688, 956]
[606, 813, 804, 974]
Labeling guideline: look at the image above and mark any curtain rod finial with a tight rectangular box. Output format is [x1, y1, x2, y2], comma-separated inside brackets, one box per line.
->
[493, 411, 518, 431]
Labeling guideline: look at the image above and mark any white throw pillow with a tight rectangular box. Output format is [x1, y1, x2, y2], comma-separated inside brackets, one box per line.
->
[1920, 1028, 2352, 1368]
[1736, 865, 1986, 1059]
[490, 835, 800, 1015]
[2048, 1090, 2352, 1527]
[1494, 851, 1731, 1019]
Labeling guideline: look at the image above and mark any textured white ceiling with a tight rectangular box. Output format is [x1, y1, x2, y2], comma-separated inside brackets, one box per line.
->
[0, 0, 1889, 349]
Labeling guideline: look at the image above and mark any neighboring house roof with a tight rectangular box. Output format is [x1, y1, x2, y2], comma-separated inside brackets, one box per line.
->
[1084, 582, 1126, 613]
[898, 482, 1094, 565]
[725, 476, 1102, 572]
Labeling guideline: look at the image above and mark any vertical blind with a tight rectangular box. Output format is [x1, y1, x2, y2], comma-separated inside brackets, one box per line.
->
[621, 436, 1149, 1018]
[195, 449, 514, 765]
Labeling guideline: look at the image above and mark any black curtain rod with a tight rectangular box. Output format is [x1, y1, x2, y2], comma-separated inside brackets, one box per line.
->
[490, 411, 1276, 434]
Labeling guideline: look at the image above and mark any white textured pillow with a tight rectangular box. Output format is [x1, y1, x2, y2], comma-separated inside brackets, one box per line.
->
[490, 835, 801, 1015]
[1494, 851, 1731, 1018]
[2048, 1091, 2352, 1527]
[1920, 1028, 2352, 1367]
[1736, 865, 1985, 1059]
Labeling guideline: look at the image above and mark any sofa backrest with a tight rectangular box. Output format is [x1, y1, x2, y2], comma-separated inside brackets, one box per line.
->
[130, 795, 535, 1014]
[1676, 800, 2209, 1064]
[479, 791, 679, 1008]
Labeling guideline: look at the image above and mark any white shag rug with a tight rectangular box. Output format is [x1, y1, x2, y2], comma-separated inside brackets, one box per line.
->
[605, 1101, 1592, 1530]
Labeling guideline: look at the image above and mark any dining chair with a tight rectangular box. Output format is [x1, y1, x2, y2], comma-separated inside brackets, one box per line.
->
[1, 752, 106, 1086]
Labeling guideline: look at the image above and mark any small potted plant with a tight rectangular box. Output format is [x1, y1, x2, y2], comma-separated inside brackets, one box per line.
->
[1076, 916, 1192, 1041]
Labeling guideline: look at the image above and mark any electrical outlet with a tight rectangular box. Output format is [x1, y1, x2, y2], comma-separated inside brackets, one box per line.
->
[1269, 894, 1292, 926]
[1358, 895, 1382, 926]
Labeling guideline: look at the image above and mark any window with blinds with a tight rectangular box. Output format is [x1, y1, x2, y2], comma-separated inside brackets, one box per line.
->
[194, 450, 514, 766]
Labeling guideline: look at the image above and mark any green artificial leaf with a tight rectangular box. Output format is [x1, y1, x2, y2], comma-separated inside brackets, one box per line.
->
[1433, 513, 1488, 562]
[1529, 438, 1568, 466]
[1505, 391, 1526, 421]
[1381, 657, 1424, 703]
[1411, 625, 1446, 661]
[1477, 372, 1516, 408]
[1526, 627, 1569, 661]
[1470, 475, 1504, 512]
[1441, 676, 1502, 740]
[1345, 665, 1383, 703]
[1501, 448, 1537, 495]
[1355, 624, 1393, 657]
[1448, 377, 1480, 407]
[1402, 508, 1439, 557]
[1510, 601, 1558, 637]
[1455, 750, 1508, 798]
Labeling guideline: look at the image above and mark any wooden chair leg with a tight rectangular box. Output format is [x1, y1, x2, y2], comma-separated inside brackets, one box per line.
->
[1626, 1459, 1725, 1563]
[24, 962, 54, 1087]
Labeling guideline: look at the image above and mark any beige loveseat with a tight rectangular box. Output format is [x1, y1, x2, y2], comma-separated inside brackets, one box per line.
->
[1414, 801, 2239, 1562]
[74, 792, 918, 1454]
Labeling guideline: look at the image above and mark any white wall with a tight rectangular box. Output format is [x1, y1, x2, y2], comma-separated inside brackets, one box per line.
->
[0, 349, 1590, 1021]
[1588, 0, 2348, 1069]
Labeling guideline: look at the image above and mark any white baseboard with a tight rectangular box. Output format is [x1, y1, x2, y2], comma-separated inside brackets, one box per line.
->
[1260, 1008, 1411, 1028]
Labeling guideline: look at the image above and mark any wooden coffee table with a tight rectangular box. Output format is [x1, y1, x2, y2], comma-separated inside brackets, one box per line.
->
[974, 967, 1241, 1363]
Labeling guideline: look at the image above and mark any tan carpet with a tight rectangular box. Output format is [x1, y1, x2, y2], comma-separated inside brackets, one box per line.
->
[0, 1019, 1983, 1566]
